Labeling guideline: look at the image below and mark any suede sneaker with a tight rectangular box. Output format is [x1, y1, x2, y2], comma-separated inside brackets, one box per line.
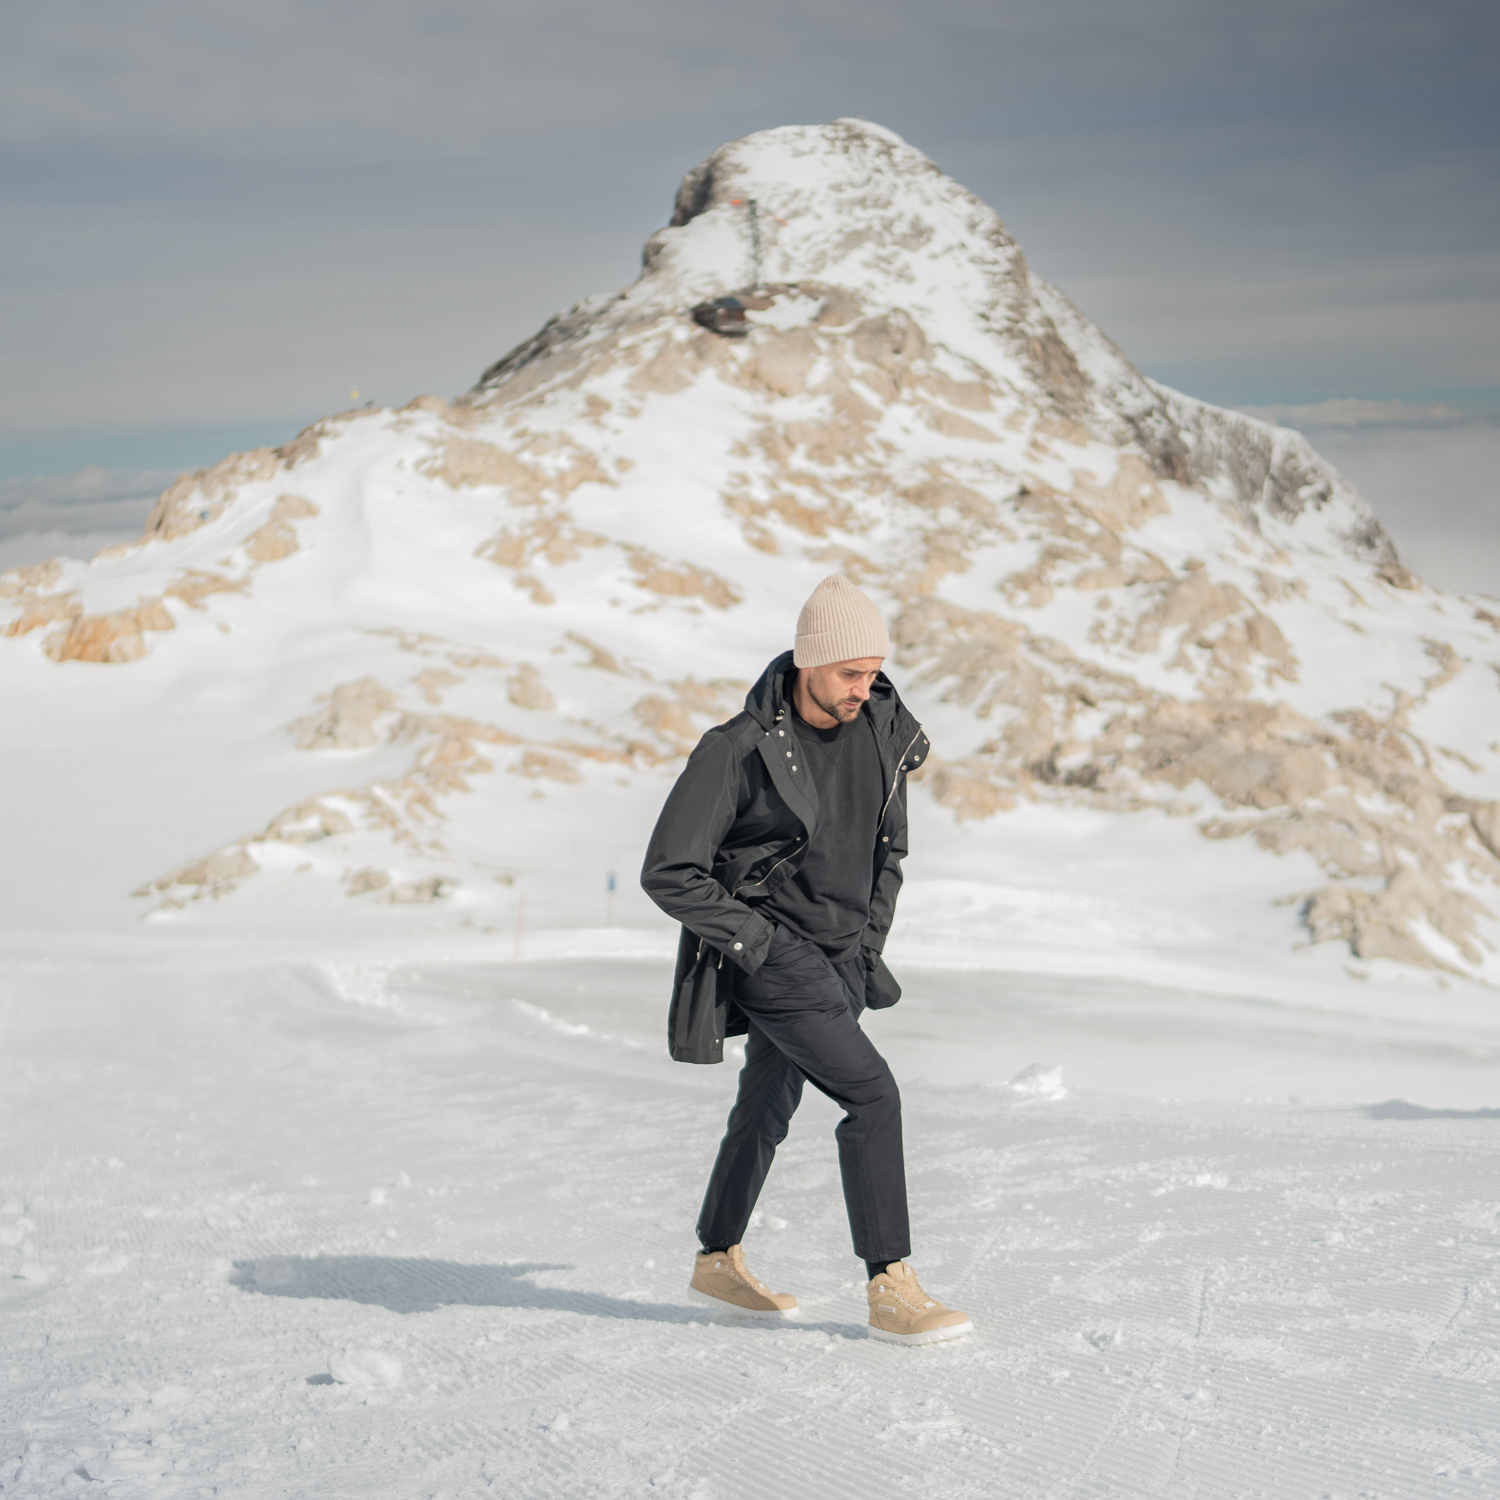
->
[689, 1245, 799, 1320]
[866, 1261, 973, 1346]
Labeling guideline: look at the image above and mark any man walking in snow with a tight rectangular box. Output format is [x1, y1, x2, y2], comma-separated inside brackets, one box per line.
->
[641, 576, 973, 1346]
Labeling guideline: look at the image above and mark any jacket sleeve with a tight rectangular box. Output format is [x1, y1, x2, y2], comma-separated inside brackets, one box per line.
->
[640, 729, 777, 974]
[862, 771, 908, 954]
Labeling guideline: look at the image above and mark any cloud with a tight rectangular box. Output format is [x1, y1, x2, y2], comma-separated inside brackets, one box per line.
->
[0, 465, 168, 541]
[1289, 418, 1500, 598]
[1236, 399, 1470, 428]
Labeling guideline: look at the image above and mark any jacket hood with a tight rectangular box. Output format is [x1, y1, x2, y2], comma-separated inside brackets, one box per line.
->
[743, 650, 909, 737]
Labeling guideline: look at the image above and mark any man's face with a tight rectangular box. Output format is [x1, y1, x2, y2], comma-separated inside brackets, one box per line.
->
[803, 657, 884, 724]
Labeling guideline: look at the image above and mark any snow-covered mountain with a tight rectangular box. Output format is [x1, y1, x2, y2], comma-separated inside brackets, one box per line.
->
[4, 119, 1498, 988]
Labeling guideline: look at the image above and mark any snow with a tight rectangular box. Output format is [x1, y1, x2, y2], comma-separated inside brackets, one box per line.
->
[4, 944, 1499, 1497]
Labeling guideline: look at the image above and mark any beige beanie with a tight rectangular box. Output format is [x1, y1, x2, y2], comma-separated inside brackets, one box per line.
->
[793, 575, 890, 668]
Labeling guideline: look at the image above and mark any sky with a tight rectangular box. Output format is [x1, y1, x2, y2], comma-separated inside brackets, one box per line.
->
[1, 0, 1497, 585]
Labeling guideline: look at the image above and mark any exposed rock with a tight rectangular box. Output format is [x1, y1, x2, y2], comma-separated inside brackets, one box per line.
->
[749, 328, 820, 397]
[892, 586, 1500, 966]
[165, 571, 249, 609]
[1304, 865, 1489, 969]
[45, 600, 176, 663]
[507, 664, 556, 712]
[413, 668, 462, 704]
[632, 679, 747, 759]
[245, 495, 319, 562]
[477, 516, 607, 575]
[1, 482, 313, 666]
[264, 799, 354, 843]
[401, 394, 452, 416]
[512, 749, 583, 783]
[4, 590, 81, 639]
[1472, 803, 1500, 860]
[627, 334, 714, 395]
[289, 679, 397, 750]
[135, 847, 259, 898]
[383, 876, 452, 904]
[623, 548, 740, 609]
[428, 436, 610, 499]
[1377, 562, 1420, 591]
[139, 706, 533, 907]
[815, 288, 862, 327]
[566, 632, 625, 674]
[0, 560, 63, 595]
[143, 448, 282, 542]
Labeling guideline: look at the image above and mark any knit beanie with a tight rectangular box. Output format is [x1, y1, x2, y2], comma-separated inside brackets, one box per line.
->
[793, 575, 890, 668]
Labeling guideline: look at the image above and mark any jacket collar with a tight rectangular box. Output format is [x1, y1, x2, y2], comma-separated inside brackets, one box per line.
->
[744, 650, 913, 743]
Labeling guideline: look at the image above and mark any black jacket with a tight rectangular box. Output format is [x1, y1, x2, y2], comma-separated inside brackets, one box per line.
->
[640, 651, 930, 1063]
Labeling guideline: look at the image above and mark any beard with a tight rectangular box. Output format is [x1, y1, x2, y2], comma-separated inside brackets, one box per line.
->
[809, 680, 863, 724]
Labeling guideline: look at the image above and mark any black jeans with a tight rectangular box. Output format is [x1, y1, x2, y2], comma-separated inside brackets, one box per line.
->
[695, 925, 910, 1264]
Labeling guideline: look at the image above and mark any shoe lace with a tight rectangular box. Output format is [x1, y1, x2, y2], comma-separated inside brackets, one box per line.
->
[874, 1263, 935, 1311]
[714, 1255, 768, 1293]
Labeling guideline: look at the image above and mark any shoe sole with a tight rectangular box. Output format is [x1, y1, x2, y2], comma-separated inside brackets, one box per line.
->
[687, 1286, 800, 1321]
[867, 1317, 975, 1346]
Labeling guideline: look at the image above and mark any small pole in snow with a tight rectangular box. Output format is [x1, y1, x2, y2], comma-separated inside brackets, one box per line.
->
[747, 198, 763, 290]
[514, 894, 525, 963]
[606, 870, 616, 929]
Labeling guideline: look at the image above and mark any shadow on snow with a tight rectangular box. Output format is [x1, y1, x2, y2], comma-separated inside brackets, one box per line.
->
[229, 1255, 858, 1335]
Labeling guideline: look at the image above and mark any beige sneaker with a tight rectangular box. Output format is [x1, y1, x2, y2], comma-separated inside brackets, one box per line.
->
[688, 1245, 799, 1320]
[867, 1262, 974, 1346]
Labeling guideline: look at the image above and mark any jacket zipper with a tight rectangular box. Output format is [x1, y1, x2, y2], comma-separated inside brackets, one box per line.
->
[878, 727, 924, 828]
[734, 844, 799, 899]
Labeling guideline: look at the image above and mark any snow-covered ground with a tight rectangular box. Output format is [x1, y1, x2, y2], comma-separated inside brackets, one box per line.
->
[4, 934, 1499, 1498]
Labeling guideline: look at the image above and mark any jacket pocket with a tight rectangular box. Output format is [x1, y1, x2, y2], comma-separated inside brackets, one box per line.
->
[761, 921, 802, 964]
[670, 942, 726, 1064]
[862, 948, 902, 1010]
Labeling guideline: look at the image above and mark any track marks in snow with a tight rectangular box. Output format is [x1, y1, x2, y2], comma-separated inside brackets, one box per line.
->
[1358, 1282, 1472, 1442]
[3, 956, 1500, 1498]
[1158, 1265, 1211, 1496]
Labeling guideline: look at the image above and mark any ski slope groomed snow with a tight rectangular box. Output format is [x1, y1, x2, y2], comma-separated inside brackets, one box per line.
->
[3, 938, 1500, 1498]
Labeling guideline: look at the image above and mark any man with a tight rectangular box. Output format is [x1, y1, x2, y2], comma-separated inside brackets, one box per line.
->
[640, 575, 973, 1347]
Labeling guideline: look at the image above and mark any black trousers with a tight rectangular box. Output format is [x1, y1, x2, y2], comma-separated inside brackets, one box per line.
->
[695, 926, 911, 1264]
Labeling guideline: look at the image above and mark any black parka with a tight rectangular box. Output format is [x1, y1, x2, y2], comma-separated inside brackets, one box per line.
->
[640, 651, 930, 1063]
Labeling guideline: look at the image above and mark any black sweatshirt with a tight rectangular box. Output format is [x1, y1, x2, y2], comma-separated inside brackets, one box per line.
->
[758, 703, 884, 962]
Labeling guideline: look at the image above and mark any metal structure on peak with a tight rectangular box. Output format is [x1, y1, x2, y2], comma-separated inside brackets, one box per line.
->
[689, 296, 748, 337]
[687, 196, 771, 334]
[688, 286, 785, 338]
[728, 196, 767, 289]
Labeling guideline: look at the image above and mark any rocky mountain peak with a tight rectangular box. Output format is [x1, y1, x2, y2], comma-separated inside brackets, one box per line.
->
[479, 120, 1395, 569]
